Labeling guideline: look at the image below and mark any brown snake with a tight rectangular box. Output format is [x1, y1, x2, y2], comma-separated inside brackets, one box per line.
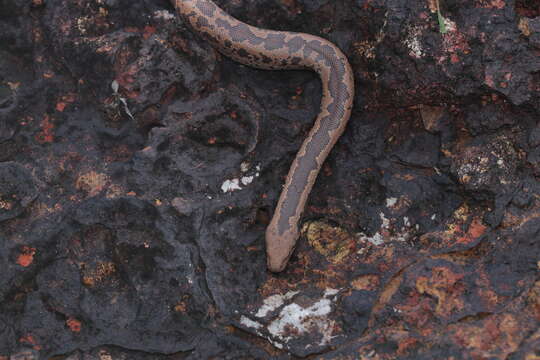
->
[172, 0, 354, 272]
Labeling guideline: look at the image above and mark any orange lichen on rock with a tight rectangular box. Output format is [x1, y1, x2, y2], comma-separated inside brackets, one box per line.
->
[81, 262, 117, 287]
[75, 171, 110, 197]
[416, 266, 466, 319]
[456, 218, 487, 245]
[19, 334, 41, 350]
[66, 317, 82, 333]
[16, 246, 36, 267]
[55, 93, 76, 112]
[351, 274, 381, 291]
[449, 313, 530, 358]
[35, 115, 54, 144]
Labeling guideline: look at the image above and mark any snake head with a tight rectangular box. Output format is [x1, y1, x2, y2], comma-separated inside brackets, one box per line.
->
[265, 225, 299, 272]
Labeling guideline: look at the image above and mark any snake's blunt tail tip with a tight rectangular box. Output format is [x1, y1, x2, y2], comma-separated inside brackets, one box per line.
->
[267, 261, 287, 273]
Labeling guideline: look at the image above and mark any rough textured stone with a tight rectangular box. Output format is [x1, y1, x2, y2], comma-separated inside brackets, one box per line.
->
[0, 0, 539, 358]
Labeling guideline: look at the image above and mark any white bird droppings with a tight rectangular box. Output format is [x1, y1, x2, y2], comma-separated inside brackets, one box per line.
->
[266, 289, 340, 346]
[221, 178, 241, 193]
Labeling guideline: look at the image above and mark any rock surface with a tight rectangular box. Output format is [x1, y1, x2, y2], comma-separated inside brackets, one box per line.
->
[0, 0, 539, 358]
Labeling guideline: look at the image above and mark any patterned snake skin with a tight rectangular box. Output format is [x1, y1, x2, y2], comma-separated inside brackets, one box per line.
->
[172, 0, 355, 272]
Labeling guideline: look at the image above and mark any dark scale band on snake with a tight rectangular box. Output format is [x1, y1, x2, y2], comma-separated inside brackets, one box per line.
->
[172, 0, 354, 272]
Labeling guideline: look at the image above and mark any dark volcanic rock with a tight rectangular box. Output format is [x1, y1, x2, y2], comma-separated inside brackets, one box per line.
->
[0, 162, 37, 222]
[0, 0, 539, 358]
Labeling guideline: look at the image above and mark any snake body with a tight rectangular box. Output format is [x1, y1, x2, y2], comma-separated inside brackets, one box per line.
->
[172, 0, 354, 272]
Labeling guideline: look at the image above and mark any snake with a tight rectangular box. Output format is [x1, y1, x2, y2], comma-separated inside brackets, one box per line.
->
[172, 0, 354, 272]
